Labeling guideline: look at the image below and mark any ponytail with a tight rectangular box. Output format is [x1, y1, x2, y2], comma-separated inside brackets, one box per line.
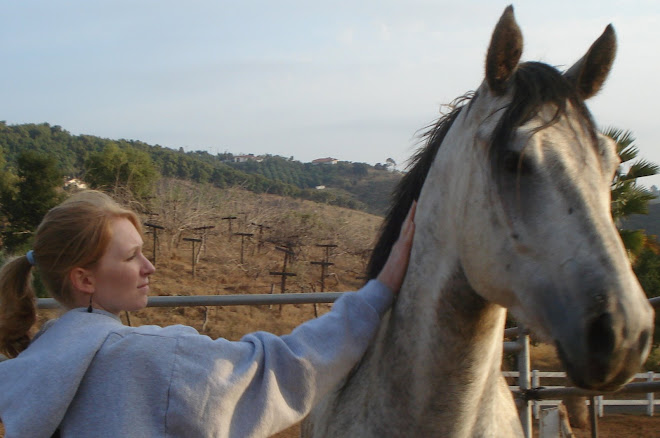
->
[0, 255, 37, 358]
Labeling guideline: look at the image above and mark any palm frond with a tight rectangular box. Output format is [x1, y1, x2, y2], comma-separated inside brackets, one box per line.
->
[622, 160, 660, 180]
[618, 145, 639, 164]
[602, 126, 636, 155]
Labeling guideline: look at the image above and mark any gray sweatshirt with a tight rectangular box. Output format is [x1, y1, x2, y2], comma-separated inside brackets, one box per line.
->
[0, 279, 392, 438]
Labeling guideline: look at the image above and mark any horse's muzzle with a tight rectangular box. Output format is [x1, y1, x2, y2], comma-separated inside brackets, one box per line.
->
[556, 309, 654, 391]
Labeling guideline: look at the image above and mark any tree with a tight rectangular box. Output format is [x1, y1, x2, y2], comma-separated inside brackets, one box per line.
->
[0, 151, 64, 251]
[0, 147, 17, 201]
[605, 127, 659, 260]
[84, 144, 159, 200]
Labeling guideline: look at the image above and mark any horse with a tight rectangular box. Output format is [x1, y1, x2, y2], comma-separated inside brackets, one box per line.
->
[301, 6, 654, 437]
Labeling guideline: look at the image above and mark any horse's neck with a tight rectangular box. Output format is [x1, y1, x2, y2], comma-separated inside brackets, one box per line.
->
[363, 259, 517, 436]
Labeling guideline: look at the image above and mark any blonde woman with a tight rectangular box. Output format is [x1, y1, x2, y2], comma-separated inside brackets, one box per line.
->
[0, 190, 415, 438]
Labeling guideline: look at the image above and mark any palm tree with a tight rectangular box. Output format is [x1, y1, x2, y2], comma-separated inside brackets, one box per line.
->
[605, 127, 659, 260]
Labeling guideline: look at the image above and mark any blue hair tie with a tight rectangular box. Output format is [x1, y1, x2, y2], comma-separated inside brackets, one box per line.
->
[26, 250, 36, 266]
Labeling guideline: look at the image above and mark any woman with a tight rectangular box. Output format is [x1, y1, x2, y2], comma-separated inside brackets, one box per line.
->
[0, 190, 415, 438]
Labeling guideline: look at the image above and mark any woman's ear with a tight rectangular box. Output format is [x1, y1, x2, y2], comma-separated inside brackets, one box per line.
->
[69, 267, 95, 294]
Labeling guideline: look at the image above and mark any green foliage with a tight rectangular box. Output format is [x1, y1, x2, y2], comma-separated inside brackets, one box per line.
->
[631, 239, 660, 346]
[634, 245, 660, 299]
[0, 150, 64, 251]
[644, 346, 660, 371]
[0, 146, 17, 200]
[85, 144, 159, 199]
[606, 127, 659, 222]
[604, 127, 659, 263]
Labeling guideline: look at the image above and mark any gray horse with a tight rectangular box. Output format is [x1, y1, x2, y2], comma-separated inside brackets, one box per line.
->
[302, 6, 654, 437]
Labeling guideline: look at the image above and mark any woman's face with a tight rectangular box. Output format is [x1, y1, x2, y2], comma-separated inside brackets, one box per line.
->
[89, 217, 155, 315]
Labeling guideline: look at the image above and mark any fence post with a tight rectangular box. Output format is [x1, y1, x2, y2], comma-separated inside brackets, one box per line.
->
[144, 222, 164, 266]
[270, 246, 297, 296]
[517, 326, 532, 438]
[221, 216, 237, 240]
[589, 396, 598, 438]
[183, 237, 202, 278]
[532, 369, 540, 419]
[648, 371, 655, 416]
[235, 232, 254, 264]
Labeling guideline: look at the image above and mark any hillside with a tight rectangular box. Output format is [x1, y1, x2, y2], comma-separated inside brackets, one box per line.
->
[0, 122, 402, 214]
[621, 203, 660, 239]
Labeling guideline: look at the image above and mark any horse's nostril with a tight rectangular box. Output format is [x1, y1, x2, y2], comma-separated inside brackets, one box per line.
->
[587, 312, 615, 360]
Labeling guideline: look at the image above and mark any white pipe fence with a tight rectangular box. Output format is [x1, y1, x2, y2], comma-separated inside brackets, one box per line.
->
[35, 294, 660, 438]
[503, 370, 660, 417]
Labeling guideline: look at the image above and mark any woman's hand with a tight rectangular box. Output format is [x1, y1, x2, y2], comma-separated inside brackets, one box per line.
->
[376, 201, 416, 295]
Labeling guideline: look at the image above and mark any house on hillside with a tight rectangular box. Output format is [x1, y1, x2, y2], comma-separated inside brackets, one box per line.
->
[231, 154, 263, 163]
[64, 178, 88, 190]
[312, 157, 338, 165]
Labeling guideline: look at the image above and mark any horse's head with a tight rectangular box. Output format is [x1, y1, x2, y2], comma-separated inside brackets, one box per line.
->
[429, 6, 654, 391]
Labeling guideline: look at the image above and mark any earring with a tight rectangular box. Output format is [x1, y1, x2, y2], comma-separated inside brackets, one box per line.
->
[87, 295, 93, 313]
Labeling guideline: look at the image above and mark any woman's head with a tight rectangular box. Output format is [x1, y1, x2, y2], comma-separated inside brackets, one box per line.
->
[0, 190, 150, 357]
[32, 190, 145, 306]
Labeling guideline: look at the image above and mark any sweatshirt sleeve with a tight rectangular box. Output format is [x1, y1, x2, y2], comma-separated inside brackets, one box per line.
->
[164, 279, 393, 438]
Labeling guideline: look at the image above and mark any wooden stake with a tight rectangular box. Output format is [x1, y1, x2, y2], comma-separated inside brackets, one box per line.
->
[183, 237, 202, 278]
[144, 222, 164, 266]
[234, 232, 254, 264]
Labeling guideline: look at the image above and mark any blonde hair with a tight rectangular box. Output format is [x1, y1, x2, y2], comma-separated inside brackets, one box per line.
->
[0, 190, 141, 358]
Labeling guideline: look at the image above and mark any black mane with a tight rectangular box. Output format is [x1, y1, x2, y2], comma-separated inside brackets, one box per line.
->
[366, 61, 596, 280]
[365, 97, 469, 279]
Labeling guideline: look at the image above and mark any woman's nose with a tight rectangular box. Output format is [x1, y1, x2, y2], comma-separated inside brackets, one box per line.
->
[142, 254, 156, 275]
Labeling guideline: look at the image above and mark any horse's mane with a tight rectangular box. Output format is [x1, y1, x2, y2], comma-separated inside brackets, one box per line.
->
[366, 61, 597, 280]
[365, 96, 469, 279]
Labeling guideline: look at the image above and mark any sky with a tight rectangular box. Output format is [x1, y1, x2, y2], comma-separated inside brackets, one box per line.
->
[2, 1, 659, 187]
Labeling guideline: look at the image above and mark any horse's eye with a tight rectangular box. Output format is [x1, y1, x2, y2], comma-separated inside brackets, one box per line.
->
[502, 151, 533, 175]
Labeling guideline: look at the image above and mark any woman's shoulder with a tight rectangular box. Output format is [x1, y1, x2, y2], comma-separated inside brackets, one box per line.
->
[41, 309, 201, 347]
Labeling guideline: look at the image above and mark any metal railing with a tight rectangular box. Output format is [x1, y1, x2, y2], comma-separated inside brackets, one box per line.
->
[37, 292, 344, 309]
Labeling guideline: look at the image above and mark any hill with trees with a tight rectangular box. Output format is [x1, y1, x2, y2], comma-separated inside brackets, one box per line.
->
[0, 122, 401, 215]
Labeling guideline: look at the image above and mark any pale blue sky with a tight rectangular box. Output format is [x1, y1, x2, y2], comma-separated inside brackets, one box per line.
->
[2, 1, 659, 187]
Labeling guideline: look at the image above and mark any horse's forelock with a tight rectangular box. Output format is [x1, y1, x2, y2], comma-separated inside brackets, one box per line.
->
[489, 62, 599, 175]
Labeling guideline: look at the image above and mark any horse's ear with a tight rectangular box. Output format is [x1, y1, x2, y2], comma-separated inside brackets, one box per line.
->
[564, 25, 617, 99]
[485, 5, 523, 95]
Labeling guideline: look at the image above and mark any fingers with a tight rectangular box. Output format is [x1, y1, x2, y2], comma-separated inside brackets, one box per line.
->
[400, 201, 416, 244]
[376, 201, 417, 294]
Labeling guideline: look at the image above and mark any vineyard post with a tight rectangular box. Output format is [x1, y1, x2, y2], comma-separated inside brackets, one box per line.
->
[183, 237, 202, 278]
[250, 222, 271, 253]
[144, 222, 164, 266]
[193, 225, 215, 258]
[311, 244, 337, 292]
[235, 232, 254, 264]
[221, 216, 237, 240]
[270, 245, 297, 303]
